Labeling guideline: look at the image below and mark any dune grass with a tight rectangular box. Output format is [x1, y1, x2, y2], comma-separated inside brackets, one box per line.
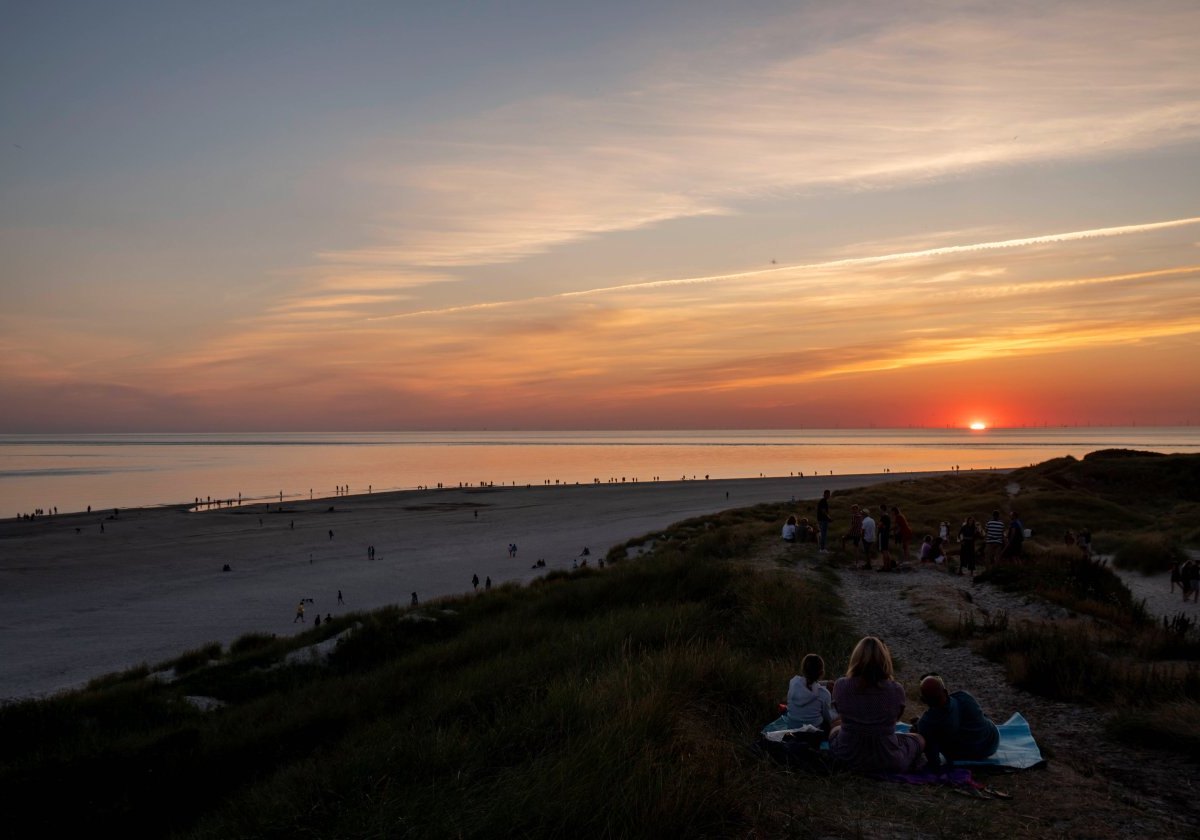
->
[1111, 533, 1190, 576]
[835, 452, 1200, 756]
[4, 449, 1198, 836]
[1107, 700, 1200, 757]
[0, 529, 868, 838]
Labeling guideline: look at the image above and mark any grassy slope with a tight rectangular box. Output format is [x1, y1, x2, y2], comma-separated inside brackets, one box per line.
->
[3, 451, 1198, 838]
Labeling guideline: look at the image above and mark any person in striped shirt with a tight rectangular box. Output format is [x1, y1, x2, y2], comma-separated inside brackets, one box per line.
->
[983, 509, 1006, 566]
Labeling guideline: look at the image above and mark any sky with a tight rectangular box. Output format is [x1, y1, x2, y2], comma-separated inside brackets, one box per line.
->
[2, 0, 1199, 431]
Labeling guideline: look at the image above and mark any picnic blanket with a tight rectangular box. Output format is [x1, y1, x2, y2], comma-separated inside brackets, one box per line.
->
[760, 712, 1044, 771]
[895, 713, 1045, 770]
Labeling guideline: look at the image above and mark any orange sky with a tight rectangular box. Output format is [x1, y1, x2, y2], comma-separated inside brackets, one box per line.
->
[2, 2, 1199, 430]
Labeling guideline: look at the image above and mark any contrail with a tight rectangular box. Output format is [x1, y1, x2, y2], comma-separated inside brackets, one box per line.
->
[366, 215, 1200, 321]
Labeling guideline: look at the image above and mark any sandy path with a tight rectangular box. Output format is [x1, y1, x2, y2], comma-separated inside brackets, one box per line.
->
[1111, 564, 1197, 623]
[820, 561, 1196, 835]
[0, 472, 953, 702]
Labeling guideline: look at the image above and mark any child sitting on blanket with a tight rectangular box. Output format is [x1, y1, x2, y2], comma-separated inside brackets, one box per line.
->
[786, 654, 834, 737]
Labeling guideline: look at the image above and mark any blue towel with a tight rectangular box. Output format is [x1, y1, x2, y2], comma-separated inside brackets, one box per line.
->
[896, 712, 1045, 770]
[763, 712, 1044, 770]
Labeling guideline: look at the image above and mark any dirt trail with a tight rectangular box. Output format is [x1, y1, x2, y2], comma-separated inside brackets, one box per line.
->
[782, 553, 1198, 837]
[1110, 562, 1198, 624]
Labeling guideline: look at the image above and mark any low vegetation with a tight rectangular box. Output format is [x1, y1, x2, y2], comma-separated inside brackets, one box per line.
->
[1111, 533, 1190, 576]
[2, 449, 1197, 837]
[2, 525, 872, 838]
[897, 452, 1200, 754]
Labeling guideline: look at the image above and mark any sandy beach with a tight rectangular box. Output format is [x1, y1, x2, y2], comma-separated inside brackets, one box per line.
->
[2, 472, 963, 702]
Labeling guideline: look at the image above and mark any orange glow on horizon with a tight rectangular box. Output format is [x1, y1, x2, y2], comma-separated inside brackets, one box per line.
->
[969, 421, 988, 430]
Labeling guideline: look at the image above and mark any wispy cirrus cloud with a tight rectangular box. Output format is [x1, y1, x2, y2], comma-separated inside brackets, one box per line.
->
[362, 216, 1200, 320]
[314, 1, 1200, 295]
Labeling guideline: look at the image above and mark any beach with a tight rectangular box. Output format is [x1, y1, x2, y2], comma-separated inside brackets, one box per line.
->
[2, 472, 958, 702]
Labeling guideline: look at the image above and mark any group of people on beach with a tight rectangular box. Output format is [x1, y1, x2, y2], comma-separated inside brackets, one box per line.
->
[785, 491, 1033, 575]
[780, 636, 1001, 774]
[15, 506, 58, 520]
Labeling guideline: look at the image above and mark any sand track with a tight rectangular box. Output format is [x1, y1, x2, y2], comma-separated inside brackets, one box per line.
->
[813, 559, 1197, 836]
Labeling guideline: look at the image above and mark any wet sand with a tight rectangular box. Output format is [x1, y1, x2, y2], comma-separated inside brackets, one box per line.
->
[0, 472, 951, 701]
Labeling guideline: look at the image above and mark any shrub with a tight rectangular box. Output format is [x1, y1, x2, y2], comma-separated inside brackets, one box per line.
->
[167, 642, 222, 675]
[228, 632, 276, 656]
[85, 663, 151, 691]
[1108, 700, 1200, 756]
[979, 551, 1148, 628]
[1111, 534, 1189, 576]
[953, 608, 1009, 640]
[980, 624, 1114, 703]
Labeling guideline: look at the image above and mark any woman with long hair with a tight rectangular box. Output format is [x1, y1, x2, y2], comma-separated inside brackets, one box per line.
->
[827, 636, 925, 772]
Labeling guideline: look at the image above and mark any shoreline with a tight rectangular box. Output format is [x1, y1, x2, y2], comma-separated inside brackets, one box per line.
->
[18, 467, 1010, 520]
[1, 470, 968, 701]
[8, 427, 1196, 517]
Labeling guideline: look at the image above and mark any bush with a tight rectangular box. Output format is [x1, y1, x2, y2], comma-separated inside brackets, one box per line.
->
[167, 642, 222, 675]
[1112, 534, 1189, 576]
[980, 624, 1114, 703]
[228, 632, 276, 656]
[979, 551, 1149, 628]
[1108, 698, 1200, 756]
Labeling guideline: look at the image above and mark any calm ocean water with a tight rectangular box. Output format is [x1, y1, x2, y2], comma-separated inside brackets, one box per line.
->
[2, 428, 1198, 516]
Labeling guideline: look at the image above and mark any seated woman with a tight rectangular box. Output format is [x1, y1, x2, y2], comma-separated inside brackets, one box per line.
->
[782, 515, 798, 542]
[931, 537, 946, 565]
[827, 636, 925, 773]
[918, 535, 934, 563]
[798, 517, 815, 542]
[785, 653, 833, 737]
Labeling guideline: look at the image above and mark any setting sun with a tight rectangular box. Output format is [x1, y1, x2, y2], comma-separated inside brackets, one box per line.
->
[969, 421, 988, 431]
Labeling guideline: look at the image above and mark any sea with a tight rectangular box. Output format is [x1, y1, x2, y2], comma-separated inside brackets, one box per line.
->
[3, 428, 1198, 517]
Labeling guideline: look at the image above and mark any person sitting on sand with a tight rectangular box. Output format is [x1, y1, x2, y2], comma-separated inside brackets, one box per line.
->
[827, 636, 925, 773]
[785, 654, 834, 737]
[918, 535, 934, 563]
[782, 515, 798, 542]
[798, 517, 815, 542]
[915, 674, 1000, 769]
[931, 537, 946, 566]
